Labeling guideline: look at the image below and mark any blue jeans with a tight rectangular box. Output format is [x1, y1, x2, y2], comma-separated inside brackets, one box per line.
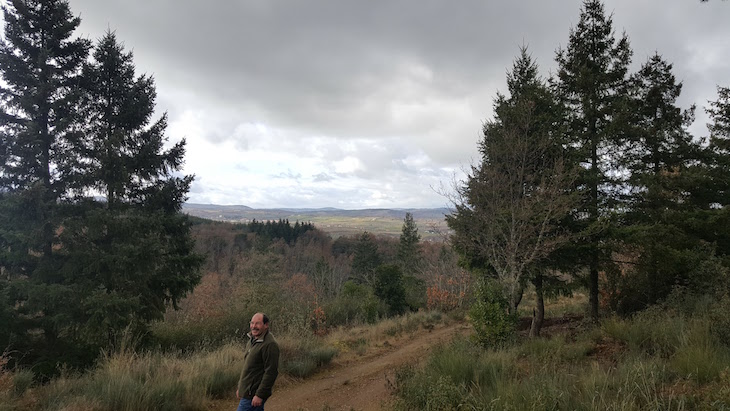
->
[236, 398, 264, 411]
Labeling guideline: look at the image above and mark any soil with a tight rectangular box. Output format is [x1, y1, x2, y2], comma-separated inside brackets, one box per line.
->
[210, 321, 471, 411]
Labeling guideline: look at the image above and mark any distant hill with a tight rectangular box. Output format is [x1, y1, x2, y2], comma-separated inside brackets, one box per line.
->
[182, 203, 452, 239]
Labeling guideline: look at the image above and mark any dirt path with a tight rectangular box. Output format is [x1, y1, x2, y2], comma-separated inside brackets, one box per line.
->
[212, 321, 471, 411]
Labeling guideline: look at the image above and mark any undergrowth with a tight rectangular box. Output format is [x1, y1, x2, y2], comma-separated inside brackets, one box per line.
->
[390, 298, 730, 410]
[0, 310, 448, 410]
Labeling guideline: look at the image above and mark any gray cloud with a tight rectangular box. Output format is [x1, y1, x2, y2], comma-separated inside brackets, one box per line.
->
[65, 0, 730, 208]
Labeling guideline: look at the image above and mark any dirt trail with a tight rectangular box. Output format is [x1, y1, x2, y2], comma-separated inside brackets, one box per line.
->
[212, 321, 470, 411]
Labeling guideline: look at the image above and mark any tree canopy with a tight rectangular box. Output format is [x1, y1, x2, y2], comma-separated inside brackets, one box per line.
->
[0, 0, 201, 374]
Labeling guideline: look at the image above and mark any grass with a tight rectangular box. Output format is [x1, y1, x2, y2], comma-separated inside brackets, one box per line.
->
[0, 336, 337, 410]
[0, 310, 448, 410]
[391, 302, 730, 410]
[325, 310, 448, 355]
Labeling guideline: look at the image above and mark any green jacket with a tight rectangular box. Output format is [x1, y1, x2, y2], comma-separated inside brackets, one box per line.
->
[237, 330, 280, 400]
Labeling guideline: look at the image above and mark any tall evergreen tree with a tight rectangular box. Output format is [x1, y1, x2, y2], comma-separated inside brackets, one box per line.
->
[396, 212, 422, 276]
[707, 86, 730, 207]
[374, 264, 407, 316]
[0, 0, 90, 372]
[0, 0, 90, 266]
[448, 48, 576, 321]
[613, 54, 704, 312]
[554, 0, 632, 320]
[0, 6, 201, 372]
[702, 86, 730, 270]
[0, 0, 90, 194]
[76, 31, 189, 208]
[351, 231, 381, 286]
[53, 31, 202, 351]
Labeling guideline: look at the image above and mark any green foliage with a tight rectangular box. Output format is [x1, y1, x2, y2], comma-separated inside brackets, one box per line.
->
[555, 0, 633, 320]
[469, 279, 517, 349]
[612, 242, 726, 315]
[707, 86, 730, 206]
[0, 5, 202, 373]
[350, 232, 382, 286]
[11, 370, 34, 396]
[237, 219, 316, 248]
[611, 52, 716, 315]
[325, 281, 386, 326]
[403, 275, 427, 311]
[393, 302, 730, 410]
[397, 212, 423, 276]
[0, 0, 91, 373]
[448, 47, 576, 321]
[374, 264, 408, 316]
[280, 345, 337, 378]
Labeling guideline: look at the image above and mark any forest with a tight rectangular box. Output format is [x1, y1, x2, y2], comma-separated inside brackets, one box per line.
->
[1, 0, 730, 409]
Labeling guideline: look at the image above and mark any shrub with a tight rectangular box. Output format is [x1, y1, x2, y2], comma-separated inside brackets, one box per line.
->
[374, 265, 408, 316]
[390, 366, 463, 411]
[470, 279, 517, 349]
[11, 370, 33, 396]
[324, 281, 387, 326]
[277, 335, 338, 379]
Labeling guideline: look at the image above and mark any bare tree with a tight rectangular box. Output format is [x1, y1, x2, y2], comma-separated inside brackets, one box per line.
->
[447, 49, 578, 337]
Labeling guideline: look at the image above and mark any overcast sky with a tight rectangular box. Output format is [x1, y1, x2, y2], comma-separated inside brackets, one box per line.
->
[60, 0, 729, 209]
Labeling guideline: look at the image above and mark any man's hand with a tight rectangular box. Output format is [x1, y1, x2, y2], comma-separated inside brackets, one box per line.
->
[236, 389, 240, 399]
[252, 395, 264, 407]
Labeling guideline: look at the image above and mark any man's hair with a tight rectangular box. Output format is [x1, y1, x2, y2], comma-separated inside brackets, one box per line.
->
[261, 313, 270, 325]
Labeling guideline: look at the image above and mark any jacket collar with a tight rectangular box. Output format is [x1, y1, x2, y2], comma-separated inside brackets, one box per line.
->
[247, 329, 268, 343]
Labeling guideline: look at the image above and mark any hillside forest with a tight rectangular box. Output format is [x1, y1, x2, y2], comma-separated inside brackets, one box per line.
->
[1, 0, 730, 410]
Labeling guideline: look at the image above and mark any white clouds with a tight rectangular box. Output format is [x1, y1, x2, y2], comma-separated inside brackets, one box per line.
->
[64, 0, 730, 208]
[168, 110, 455, 208]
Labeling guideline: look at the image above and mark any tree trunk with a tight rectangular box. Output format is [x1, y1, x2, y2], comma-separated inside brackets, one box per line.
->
[529, 275, 545, 338]
[589, 252, 600, 322]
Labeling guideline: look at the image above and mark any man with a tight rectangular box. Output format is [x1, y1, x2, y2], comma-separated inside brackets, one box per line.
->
[236, 312, 280, 411]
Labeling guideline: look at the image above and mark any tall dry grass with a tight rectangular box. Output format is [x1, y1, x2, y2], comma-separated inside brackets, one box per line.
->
[391, 302, 730, 410]
[1, 310, 449, 410]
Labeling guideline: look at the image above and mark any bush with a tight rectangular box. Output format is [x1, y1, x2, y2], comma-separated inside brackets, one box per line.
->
[11, 370, 33, 396]
[470, 279, 517, 349]
[403, 275, 427, 311]
[277, 335, 338, 379]
[391, 366, 464, 411]
[325, 281, 387, 326]
[374, 265, 408, 316]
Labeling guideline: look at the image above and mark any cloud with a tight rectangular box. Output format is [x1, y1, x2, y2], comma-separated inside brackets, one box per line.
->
[66, 0, 730, 208]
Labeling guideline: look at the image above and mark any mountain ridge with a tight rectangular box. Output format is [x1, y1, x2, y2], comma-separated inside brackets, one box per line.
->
[182, 203, 451, 239]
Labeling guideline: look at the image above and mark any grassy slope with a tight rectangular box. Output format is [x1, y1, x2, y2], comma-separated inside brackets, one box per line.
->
[0, 311, 451, 411]
[391, 295, 730, 411]
[4, 295, 729, 410]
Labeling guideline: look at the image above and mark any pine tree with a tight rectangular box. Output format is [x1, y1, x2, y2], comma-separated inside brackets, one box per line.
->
[0, 0, 90, 372]
[351, 232, 381, 286]
[396, 212, 422, 276]
[554, 0, 633, 321]
[701, 86, 730, 269]
[448, 47, 576, 319]
[0, 0, 90, 266]
[613, 53, 703, 312]
[76, 31, 189, 207]
[54, 31, 202, 349]
[0, 0, 90, 194]
[0, 7, 201, 372]
[707, 86, 730, 206]
[374, 264, 407, 316]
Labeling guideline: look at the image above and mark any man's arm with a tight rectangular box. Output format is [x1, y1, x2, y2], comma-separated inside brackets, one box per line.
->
[254, 343, 280, 401]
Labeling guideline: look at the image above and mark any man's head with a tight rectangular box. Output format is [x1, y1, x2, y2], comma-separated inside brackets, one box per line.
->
[250, 312, 269, 339]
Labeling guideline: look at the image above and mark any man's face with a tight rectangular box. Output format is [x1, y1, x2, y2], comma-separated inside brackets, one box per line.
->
[250, 314, 268, 338]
